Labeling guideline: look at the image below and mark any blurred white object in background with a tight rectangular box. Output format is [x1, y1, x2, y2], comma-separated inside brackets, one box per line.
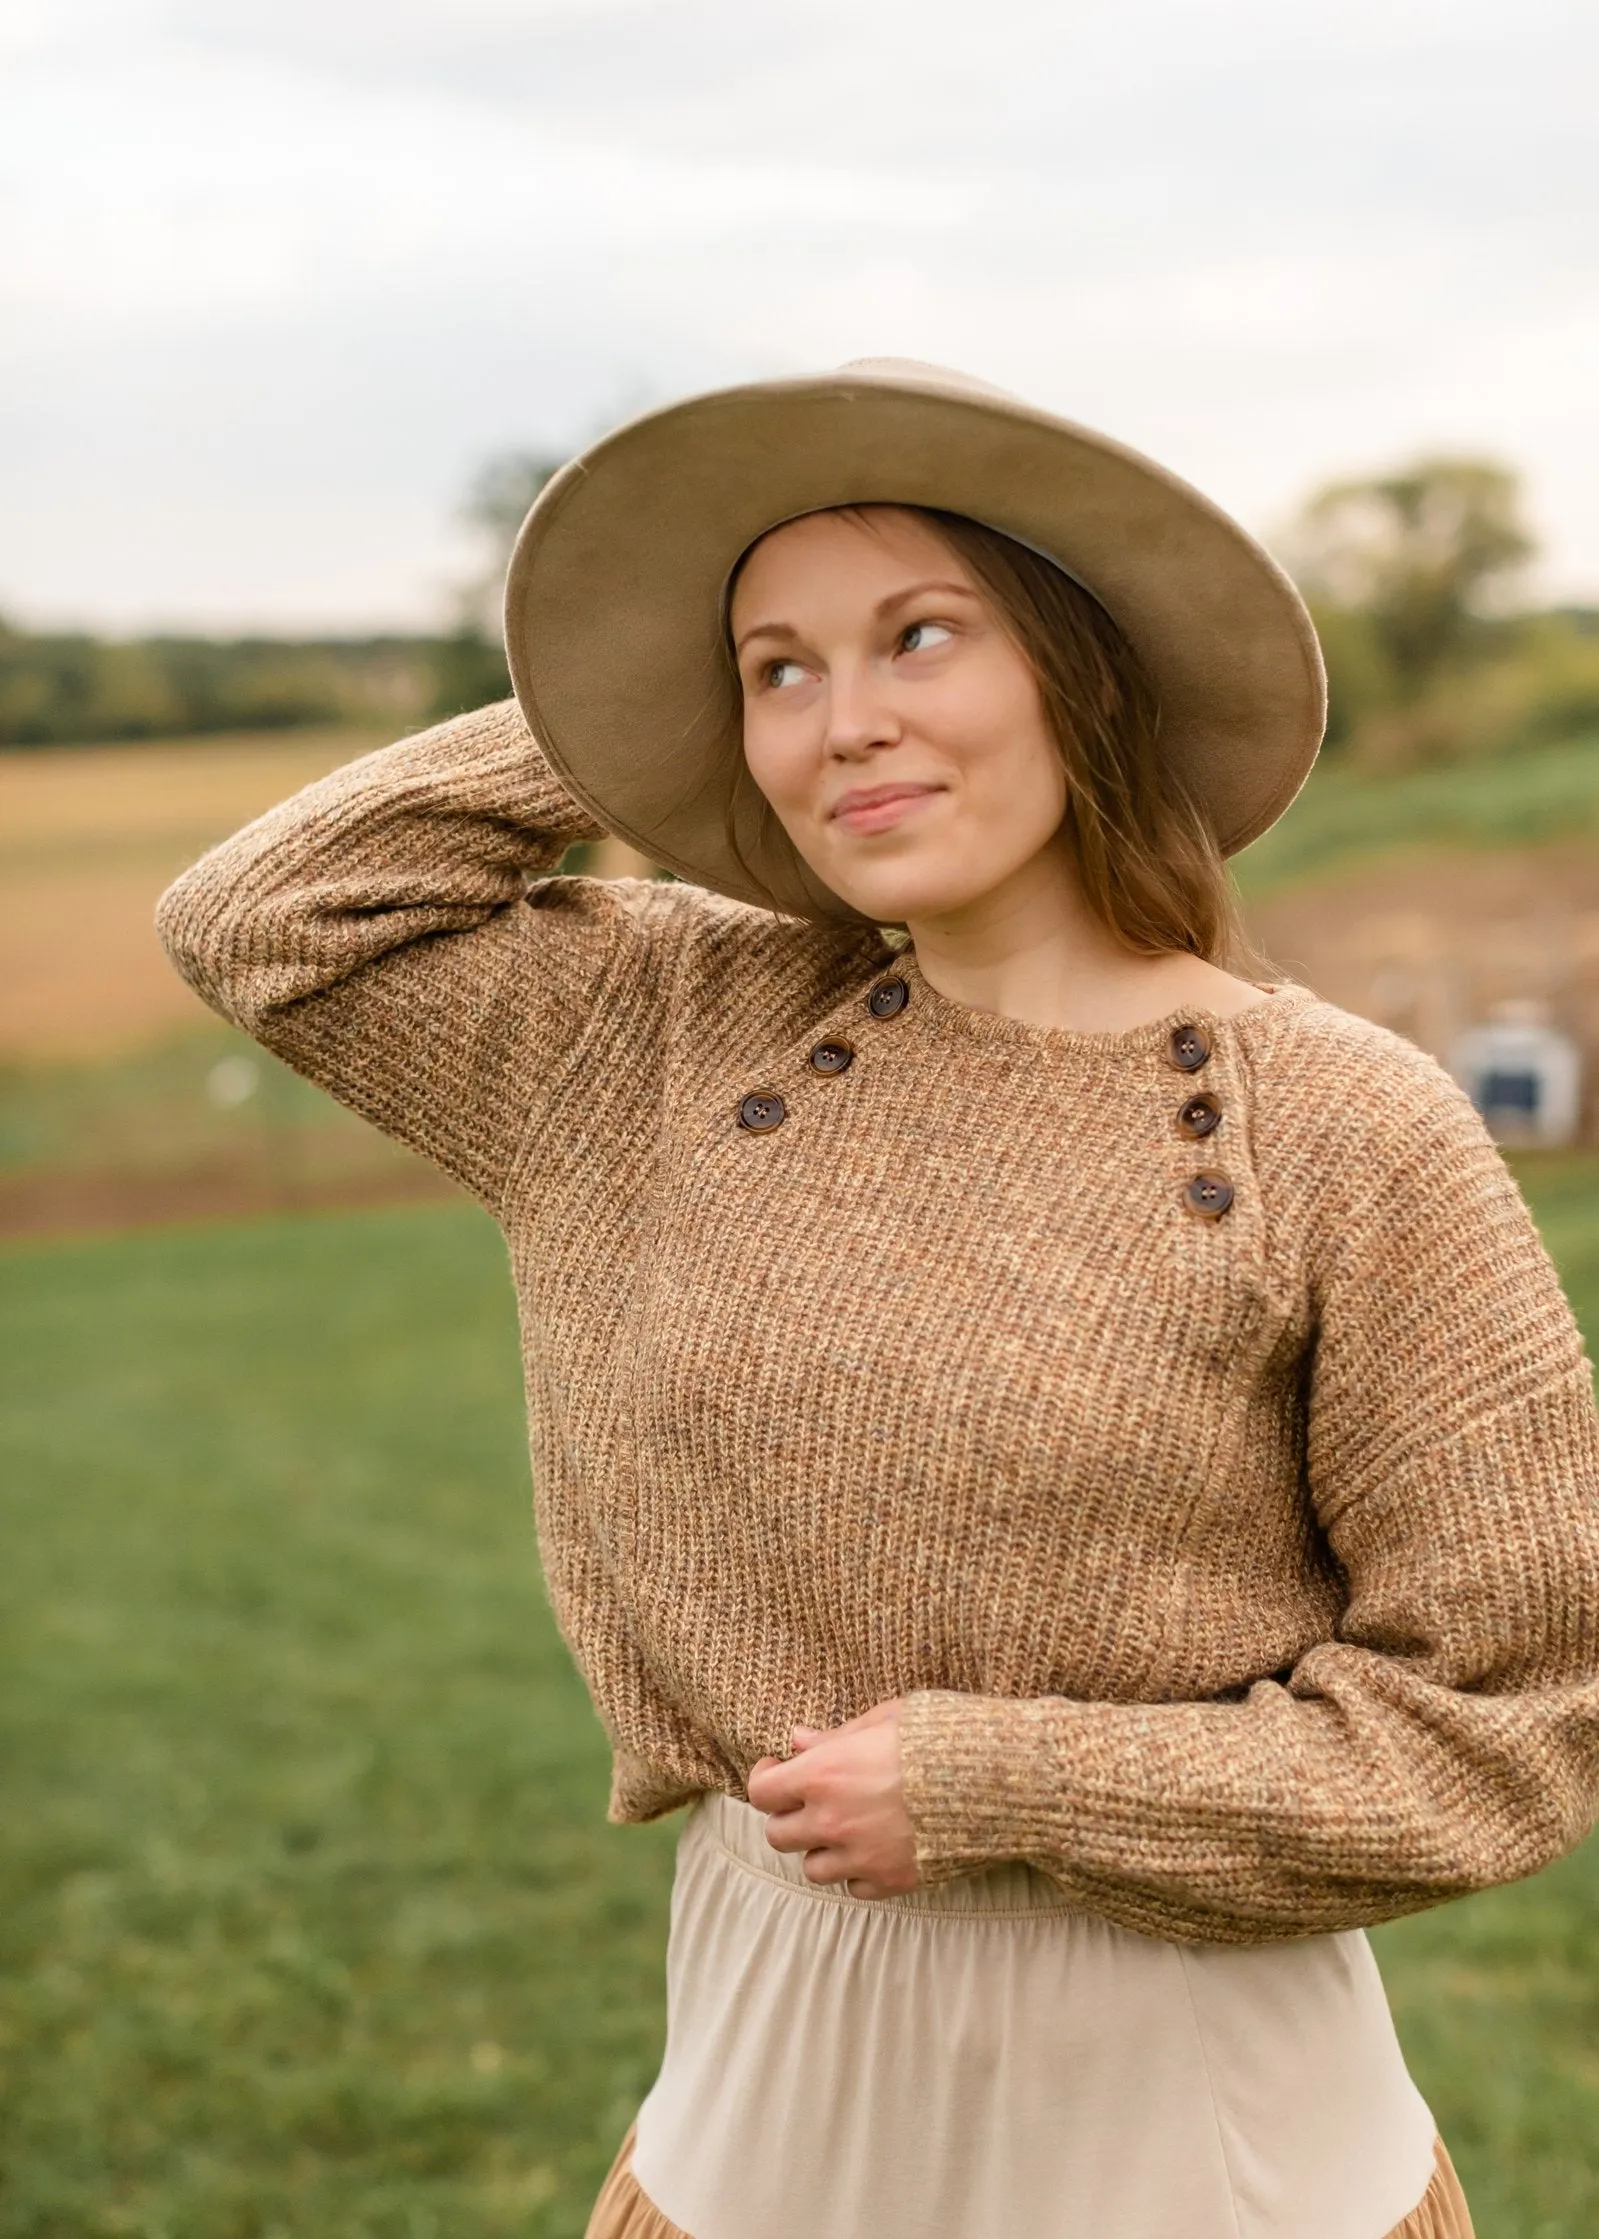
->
[206, 1055, 261, 1109]
[1450, 1001, 1582, 1147]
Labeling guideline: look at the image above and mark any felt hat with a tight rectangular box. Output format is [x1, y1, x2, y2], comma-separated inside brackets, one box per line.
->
[503, 358, 1325, 925]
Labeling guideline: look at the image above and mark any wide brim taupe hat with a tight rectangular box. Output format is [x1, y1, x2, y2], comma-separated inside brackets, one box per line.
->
[503, 359, 1326, 926]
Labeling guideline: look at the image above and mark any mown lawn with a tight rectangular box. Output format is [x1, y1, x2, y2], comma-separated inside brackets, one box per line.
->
[0, 1206, 675, 2239]
[2, 1173, 1598, 2237]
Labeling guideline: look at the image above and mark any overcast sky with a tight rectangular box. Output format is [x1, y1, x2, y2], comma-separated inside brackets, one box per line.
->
[4, 0, 1596, 633]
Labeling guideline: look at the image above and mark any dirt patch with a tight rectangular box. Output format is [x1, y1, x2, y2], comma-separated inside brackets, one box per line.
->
[1247, 839, 1599, 1142]
[1250, 836, 1599, 1022]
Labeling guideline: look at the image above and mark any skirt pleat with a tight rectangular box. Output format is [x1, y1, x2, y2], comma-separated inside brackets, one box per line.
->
[583, 2125, 1474, 2239]
[586, 2127, 688, 2239]
[1384, 2137, 1476, 2239]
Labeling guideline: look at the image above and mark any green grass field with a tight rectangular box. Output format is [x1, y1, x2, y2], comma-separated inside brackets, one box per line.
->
[0, 1025, 438, 1238]
[0, 1207, 675, 2239]
[1233, 728, 1599, 895]
[3, 1175, 1599, 2237]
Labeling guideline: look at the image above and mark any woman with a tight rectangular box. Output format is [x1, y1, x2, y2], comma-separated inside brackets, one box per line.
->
[157, 360, 1599, 2239]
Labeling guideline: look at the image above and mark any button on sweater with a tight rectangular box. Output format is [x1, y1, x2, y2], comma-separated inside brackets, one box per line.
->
[155, 700, 1599, 1946]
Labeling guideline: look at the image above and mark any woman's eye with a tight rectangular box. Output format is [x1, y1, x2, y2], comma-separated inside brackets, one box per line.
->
[901, 620, 953, 654]
[765, 658, 806, 689]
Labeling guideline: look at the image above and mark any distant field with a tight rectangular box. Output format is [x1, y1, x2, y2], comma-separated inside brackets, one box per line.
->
[1233, 729, 1599, 895]
[0, 725, 648, 1232]
[3, 1185, 1599, 2236]
[4, 721, 1599, 1233]
[0, 727, 389, 1061]
[8, 721, 1599, 1064]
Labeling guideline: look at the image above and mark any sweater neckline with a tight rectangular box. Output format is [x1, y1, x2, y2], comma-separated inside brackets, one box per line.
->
[891, 948, 1319, 1056]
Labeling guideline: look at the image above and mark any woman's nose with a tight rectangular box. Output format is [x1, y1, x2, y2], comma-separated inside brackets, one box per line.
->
[824, 663, 900, 757]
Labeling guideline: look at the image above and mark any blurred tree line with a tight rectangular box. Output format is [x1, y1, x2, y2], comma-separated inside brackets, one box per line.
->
[0, 628, 436, 747]
[5, 446, 1597, 765]
[0, 454, 560, 750]
[1284, 458, 1599, 768]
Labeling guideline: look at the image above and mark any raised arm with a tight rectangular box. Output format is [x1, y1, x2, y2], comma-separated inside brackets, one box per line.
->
[155, 699, 672, 1212]
[897, 1071, 1599, 1945]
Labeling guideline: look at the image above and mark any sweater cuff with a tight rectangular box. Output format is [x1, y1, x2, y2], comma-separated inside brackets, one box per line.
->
[900, 1690, 1072, 1885]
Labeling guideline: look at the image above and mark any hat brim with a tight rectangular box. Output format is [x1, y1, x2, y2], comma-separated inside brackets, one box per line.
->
[503, 364, 1326, 924]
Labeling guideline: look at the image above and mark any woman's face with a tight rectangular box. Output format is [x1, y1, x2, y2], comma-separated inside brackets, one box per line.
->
[730, 507, 1070, 925]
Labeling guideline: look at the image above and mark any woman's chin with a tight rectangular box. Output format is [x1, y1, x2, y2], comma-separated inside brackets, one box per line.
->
[817, 854, 997, 928]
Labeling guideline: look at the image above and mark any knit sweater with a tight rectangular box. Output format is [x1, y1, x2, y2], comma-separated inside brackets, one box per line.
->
[156, 699, 1599, 1946]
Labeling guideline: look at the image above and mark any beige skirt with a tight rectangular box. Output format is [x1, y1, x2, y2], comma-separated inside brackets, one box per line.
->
[589, 1795, 1469, 2239]
[586, 2130, 1473, 2239]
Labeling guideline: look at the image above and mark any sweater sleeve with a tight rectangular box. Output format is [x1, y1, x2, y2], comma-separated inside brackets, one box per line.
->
[154, 698, 669, 1212]
[898, 1067, 1599, 1945]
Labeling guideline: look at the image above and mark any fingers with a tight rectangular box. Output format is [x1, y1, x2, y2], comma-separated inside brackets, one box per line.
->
[796, 1847, 897, 1900]
[808, 1850, 918, 1899]
[749, 1730, 841, 1823]
[761, 1808, 817, 1854]
[747, 1701, 910, 1874]
[746, 1754, 809, 1814]
[749, 1721, 848, 1807]
[743, 1701, 895, 1827]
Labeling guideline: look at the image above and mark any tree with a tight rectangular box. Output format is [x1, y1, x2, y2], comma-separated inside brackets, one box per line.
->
[1288, 457, 1535, 701]
[465, 452, 565, 561]
[430, 450, 567, 721]
[458, 451, 567, 636]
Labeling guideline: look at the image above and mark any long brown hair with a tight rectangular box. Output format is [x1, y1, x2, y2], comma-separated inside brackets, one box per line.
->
[726, 503, 1262, 971]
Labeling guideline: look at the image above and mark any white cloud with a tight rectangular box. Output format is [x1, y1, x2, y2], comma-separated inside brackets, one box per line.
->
[1, 0, 1594, 628]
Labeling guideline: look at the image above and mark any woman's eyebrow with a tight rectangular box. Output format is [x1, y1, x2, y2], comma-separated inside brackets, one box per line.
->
[733, 618, 801, 654]
[874, 579, 979, 617]
[734, 580, 978, 656]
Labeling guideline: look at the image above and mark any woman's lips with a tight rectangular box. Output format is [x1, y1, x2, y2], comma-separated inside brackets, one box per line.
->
[829, 786, 941, 835]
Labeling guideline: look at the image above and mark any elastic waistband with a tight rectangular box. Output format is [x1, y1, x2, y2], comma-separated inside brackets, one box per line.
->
[692, 1791, 1083, 1919]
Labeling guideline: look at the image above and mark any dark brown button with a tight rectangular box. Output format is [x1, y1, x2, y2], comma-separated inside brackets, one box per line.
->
[866, 977, 910, 1019]
[1167, 1022, 1211, 1072]
[737, 1091, 787, 1133]
[1184, 1171, 1235, 1219]
[1177, 1092, 1222, 1140]
[808, 1038, 855, 1076]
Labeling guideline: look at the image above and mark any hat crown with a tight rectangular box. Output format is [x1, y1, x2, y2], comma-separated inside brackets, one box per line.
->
[833, 356, 1022, 406]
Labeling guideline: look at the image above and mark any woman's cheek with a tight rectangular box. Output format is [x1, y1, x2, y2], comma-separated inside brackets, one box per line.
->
[741, 726, 797, 817]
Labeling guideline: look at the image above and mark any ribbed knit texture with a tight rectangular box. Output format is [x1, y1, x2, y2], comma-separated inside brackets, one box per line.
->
[156, 700, 1599, 1946]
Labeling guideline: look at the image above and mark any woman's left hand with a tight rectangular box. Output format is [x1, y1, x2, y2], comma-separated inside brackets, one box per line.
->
[747, 1698, 919, 1899]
